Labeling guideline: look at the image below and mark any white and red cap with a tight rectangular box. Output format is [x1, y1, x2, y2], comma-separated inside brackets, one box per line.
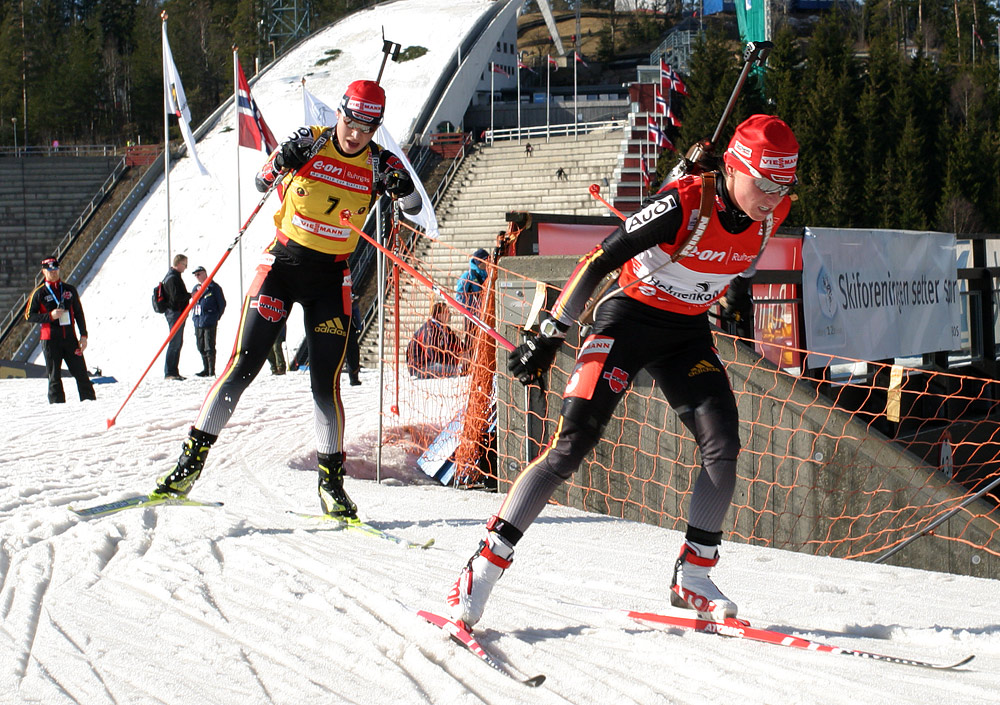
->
[723, 114, 799, 185]
[339, 80, 385, 126]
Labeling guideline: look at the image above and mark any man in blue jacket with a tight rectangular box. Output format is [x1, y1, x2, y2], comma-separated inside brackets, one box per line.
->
[190, 266, 226, 377]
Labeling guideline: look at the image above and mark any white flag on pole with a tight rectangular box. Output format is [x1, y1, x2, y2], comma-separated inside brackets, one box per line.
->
[302, 87, 439, 240]
[162, 23, 208, 175]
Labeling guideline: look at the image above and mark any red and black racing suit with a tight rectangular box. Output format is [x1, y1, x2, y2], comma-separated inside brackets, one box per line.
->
[495, 171, 791, 544]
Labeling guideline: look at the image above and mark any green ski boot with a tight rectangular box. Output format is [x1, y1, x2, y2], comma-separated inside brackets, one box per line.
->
[318, 452, 357, 519]
[152, 427, 218, 498]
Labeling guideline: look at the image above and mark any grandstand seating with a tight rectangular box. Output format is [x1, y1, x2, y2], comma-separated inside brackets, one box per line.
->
[360, 129, 623, 360]
[0, 156, 121, 316]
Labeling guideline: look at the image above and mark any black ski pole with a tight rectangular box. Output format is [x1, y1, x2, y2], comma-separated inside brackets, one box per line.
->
[375, 29, 401, 84]
[672, 40, 773, 178]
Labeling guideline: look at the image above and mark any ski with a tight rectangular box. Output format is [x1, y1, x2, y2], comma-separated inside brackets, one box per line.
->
[622, 608, 974, 671]
[69, 494, 224, 518]
[289, 512, 434, 550]
[416, 609, 546, 687]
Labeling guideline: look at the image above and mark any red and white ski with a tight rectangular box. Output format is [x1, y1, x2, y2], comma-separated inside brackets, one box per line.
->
[415, 609, 545, 687]
[623, 608, 974, 671]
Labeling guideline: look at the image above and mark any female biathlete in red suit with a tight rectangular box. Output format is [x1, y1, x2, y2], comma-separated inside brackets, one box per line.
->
[447, 115, 799, 626]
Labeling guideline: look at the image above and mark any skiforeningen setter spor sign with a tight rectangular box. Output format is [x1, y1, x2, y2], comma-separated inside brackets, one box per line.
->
[802, 228, 960, 368]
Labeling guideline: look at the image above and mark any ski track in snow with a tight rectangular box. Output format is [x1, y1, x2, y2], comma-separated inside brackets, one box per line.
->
[5, 1, 1000, 701]
[3, 374, 1000, 704]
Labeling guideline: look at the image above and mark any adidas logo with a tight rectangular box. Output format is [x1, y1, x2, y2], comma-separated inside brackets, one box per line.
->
[688, 359, 720, 377]
[314, 318, 348, 336]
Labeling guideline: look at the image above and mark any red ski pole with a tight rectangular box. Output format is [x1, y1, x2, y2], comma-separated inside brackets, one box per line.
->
[338, 210, 517, 352]
[589, 183, 626, 220]
[106, 180, 280, 429]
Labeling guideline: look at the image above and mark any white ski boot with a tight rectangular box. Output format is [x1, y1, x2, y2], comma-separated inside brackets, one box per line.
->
[670, 540, 738, 621]
[446, 533, 514, 628]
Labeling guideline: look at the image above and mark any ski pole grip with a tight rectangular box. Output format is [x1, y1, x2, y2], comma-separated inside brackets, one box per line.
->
[743, 40, 773, 64]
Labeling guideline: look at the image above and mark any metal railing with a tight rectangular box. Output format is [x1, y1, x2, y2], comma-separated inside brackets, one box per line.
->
[0, 144, 122, 158]
[484, 119, 626, 144]
[428, 133, 475, 208]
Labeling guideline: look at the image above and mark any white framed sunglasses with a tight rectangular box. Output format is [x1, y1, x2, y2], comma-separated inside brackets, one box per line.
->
[727, 148, 795, 196]
[342, 116, 376, 134]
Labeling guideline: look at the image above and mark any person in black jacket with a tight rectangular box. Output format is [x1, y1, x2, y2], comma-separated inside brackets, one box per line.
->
[24, 257, 96, 403]
[162, 253, 190, 380]
[190, 265, 226, 377]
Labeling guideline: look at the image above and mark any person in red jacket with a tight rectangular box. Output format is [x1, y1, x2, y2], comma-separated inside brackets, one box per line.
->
[24, 257, 96, 403]
[446, 115, 798, 628]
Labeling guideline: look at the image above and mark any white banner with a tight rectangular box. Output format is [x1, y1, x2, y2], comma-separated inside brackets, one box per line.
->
[802, 227, 960, 368]
[162, 21, 208, 176]
[302, 88, 439, 239]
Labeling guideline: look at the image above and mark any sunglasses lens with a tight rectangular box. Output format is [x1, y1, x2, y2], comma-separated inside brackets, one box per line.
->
[754, 177, 790, 196]
[345, 118, 374, 134]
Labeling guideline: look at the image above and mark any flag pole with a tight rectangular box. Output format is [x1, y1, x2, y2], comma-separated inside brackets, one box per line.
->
[516, 55, 521, 144]
[546, 56, 551, 142]
[490, 62, 495, 145]
[233, 47, 244, 300]
[573, 52, 578, 140]
[161, 11, 171, 268]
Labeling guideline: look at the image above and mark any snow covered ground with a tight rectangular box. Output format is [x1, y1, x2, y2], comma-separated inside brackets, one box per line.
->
[2, 373, 1000, 705]
[5, 1, 1000, 702]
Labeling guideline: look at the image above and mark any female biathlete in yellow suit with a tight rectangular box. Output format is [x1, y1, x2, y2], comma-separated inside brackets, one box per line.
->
[151, 80, 421, 518]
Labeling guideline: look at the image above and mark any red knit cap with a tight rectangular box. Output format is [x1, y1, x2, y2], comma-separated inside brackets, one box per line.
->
[723, 114, 799, 185]
[339, 80, 385, 126]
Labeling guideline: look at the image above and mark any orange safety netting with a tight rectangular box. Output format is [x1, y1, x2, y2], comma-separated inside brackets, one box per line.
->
[371, 227, 1000, 567]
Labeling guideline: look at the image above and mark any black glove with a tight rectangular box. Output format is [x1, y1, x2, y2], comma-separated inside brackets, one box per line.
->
[719, 276, 754, 337]
[275, 139, 310, 172]
[508, 318, 568, 384]
[382, 169, 415, 198]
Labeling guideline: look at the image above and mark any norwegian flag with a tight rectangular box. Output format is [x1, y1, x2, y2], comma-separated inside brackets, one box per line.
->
[669, 68, 689, 96]
[659, 57, 672, 94]
[666, 103, 682, 128]
[517, 59, 536, 74]
[491, 63, 510, 78]
[640, 157, 652, 191]
[236, 61, 277, 153]
[647, 122, 674, 151]
[574, 51, 589, 68]
[547, 55, 559, 71]
[973, 26, 985, 47]
[654, 86, 668, 116]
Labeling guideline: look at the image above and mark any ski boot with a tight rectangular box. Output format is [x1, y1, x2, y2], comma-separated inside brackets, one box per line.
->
[670, 539, 738, 621]
[318, 452, 357, 519]
[446, 517, 520, 628]
[152, 427, 218, 498]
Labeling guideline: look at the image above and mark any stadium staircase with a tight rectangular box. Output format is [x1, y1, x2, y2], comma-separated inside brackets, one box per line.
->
[358, 127, 625, 364]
